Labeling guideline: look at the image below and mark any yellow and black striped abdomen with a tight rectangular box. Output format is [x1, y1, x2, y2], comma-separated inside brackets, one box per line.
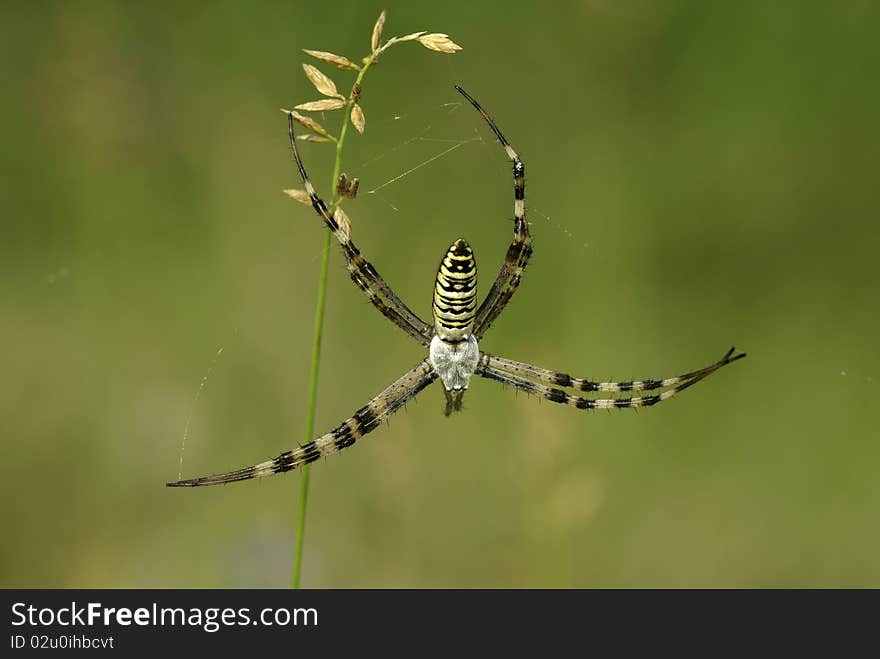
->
[432, 239, 477, 341]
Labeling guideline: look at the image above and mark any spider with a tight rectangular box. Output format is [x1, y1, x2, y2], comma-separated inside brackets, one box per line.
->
[168, 85, 745, 487]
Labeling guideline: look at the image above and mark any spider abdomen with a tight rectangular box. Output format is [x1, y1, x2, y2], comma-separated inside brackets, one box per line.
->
[432, 239, 477, 342]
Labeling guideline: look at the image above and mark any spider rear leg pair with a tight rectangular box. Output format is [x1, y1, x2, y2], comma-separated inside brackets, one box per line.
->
[477, 347, 745, 410]
[169, 360, 437, 487]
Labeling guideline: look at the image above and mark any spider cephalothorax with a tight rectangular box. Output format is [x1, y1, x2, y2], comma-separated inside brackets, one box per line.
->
[168, 85, 744, 488]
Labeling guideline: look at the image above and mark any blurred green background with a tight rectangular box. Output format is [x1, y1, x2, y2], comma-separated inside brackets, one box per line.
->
[2, 1, 878, 587]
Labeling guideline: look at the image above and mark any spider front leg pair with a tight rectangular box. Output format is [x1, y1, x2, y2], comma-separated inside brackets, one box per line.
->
[168, 85, 744, 488]
[286, 113, 434, 347]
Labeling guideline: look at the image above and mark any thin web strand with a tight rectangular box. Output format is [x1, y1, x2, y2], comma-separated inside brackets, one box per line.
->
[365, 137, 481, 195]
[177, 344, 227, 481]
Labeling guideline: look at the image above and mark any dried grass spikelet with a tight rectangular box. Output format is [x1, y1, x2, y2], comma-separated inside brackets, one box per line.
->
[333, 206, 353, 243]
[294, 98, 347, 112]
[302, 63, 344, 99]
[396, 31, 426, 42]
[303, 49, 360, 72]
[371, 9, 386, 52]
[417, 33, 462, 53]
[297, 134, 332, 143]
[350, 103, 365, 134]
[281, 109, 334, 140]
[284, 189, 312, 205]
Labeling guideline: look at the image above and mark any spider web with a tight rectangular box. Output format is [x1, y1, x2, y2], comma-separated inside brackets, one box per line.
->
[176, 339, 231, 480]
[351, 100, 480, 212]
[340, 99, 591, 254]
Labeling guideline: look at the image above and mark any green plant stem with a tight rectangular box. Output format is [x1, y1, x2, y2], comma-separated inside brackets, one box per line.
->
[291, 55, 377, 589]
[291, 230, 330, 589]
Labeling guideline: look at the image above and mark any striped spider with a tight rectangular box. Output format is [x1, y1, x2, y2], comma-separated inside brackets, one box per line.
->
[168, 86, 744, 487]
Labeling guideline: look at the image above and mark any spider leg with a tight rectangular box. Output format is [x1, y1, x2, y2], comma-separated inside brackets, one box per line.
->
[454, 86, 532, 341]
[481, 347, 746, 393]
[168, 360, 437, 487]
[475, 347, 744, 411]
[287, 113, 433, 345]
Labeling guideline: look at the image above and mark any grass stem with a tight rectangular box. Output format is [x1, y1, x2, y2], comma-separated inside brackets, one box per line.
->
[291, 56, 375, 588]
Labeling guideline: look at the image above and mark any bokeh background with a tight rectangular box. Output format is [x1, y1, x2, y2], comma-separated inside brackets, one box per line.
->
[2, 1, 878, 587]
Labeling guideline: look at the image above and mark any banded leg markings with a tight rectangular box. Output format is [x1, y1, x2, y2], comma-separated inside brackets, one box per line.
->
[482, 348, 746, 394]
[476, 365, 720, 411]
[476, 347, 744, 411]
[168, 360, 437, 487]
[453, 86, 532, 340]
